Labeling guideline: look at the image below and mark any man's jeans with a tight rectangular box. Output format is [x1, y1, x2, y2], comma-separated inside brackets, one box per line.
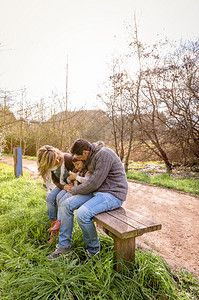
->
[46, 187, 68, 220]
[58, 192, 123, 254]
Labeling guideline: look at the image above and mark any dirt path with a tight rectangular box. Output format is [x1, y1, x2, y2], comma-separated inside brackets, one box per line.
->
[124, 183, 199, 280]
[1, 155, 40, 179]
[1, 155, 199, 280]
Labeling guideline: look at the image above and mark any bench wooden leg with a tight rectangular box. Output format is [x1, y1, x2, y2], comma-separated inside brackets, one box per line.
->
[114, 237, 135, 271]
[103, 228, 135, 271]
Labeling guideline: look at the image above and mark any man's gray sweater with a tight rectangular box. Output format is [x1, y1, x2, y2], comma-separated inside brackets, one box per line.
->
[71, 142, 128, 201]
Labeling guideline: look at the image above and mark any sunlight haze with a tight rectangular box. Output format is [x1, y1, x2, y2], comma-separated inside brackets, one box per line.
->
[0, 0, 198, 111]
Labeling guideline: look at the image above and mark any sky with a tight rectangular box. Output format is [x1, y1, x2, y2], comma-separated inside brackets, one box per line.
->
[0, 0, 198, 113]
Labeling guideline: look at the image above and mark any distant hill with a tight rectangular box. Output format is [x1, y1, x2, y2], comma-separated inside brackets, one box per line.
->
[48, 109, 113, 145]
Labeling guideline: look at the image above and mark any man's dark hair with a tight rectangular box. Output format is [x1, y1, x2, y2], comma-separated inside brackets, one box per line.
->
[70, 139, 92, 155]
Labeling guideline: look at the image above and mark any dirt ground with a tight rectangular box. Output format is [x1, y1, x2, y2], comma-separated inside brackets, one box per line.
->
[1, 155, 199, 281]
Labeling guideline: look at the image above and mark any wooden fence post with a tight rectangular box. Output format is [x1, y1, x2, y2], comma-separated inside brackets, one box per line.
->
[14, 147, 23, 178]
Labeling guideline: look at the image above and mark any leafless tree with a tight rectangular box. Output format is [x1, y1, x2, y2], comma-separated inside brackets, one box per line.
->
[99, 55, 139, 171]
[146, 40, 199, 164]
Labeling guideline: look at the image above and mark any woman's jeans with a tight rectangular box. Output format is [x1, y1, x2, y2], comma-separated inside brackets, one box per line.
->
[46, 187, 69, 220]
[58, 192, 123, 254]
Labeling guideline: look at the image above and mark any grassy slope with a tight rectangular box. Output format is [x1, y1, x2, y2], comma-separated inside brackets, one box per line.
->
[0, 163, 198, 299]
[126, 171, 199, 196]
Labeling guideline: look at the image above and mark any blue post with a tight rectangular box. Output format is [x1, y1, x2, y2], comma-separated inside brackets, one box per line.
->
[14, 147, 23, 178]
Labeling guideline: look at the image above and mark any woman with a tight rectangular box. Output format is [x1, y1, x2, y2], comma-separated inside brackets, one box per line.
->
[37, 145, 74, 244]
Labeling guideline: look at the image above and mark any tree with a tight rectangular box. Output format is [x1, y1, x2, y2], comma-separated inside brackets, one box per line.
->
[156, 40, 199, 162]
[102, 19, 199, 171]
[98, 56, 139, 171]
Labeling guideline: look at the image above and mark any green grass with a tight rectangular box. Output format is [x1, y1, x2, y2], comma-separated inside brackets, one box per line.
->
[22, 155, 37, 160]
[127, 172, 199, 195]
[0, 164, 198, 299]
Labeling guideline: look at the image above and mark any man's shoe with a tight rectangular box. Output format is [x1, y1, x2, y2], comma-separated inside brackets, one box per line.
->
[86, 249, 100, 258]
[48, 245, 71, 260]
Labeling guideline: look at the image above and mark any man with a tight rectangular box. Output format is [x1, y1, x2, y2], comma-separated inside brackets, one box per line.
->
[48, 139, 128, 259]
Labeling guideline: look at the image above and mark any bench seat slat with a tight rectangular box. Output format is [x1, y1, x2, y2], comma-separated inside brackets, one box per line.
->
[115, 207, 160, 227]
[93, 209, 161, 239]
[106, 210, 147, 229]
[93, 212, 142, 239]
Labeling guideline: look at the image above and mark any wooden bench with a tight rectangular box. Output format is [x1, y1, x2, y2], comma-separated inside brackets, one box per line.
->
[93, 207, 162, 270]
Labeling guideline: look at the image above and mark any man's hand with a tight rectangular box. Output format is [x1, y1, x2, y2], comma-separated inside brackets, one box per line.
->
[64, 184, 74, 193]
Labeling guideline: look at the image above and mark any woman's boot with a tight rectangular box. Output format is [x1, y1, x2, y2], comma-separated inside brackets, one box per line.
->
[50, 219, 61, 231]
[48, 229, 60, 245]
[47, 220, 56, 233]
[47, 220, 60, 245]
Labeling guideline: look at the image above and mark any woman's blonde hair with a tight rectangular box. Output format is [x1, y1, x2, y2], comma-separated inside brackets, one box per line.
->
[37, 145, 63, 179]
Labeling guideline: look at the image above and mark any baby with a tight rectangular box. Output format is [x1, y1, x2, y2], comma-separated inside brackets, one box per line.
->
[67, 156, 90, 186]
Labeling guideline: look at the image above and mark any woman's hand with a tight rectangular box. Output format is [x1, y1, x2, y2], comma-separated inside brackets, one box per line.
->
[68, 172, 77, 181]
